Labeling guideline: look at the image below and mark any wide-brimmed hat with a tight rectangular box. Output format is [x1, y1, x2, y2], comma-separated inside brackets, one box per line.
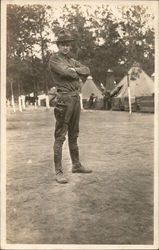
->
[55, 29, 75, 43]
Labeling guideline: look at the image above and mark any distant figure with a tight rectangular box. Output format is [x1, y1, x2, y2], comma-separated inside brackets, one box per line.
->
[89, 93, 96, 109]
[103, 90, 112, 110]
[107, 91, 112, 110]
[100, 85, 112, 110]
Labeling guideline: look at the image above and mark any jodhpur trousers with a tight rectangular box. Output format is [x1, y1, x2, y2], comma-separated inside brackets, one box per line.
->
[54, 93, 81, 172]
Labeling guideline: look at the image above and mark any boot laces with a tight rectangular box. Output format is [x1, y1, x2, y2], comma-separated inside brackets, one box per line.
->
[56, 169, 63, 175]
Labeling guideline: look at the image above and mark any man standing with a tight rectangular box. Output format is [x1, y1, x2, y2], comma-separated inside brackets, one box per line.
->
[49, 29, 92, 184]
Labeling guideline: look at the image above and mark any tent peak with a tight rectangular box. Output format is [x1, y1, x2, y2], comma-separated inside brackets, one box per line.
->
[82, 76, 102, 99]
[87, 76, 93, 80]
[132, 62, 141, 68]
[107, 69, 113, 73]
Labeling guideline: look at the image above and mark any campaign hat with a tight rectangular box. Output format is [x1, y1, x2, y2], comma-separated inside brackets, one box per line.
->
[55, 29, 75, 43]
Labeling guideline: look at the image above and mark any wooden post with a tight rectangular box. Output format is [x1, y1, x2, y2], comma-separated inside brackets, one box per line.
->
[17, 78, 22, 112]
[46, 95, 50, 109]
[10, 80, 16, 112]
[21, 95, 26, 109]
[18, 96, 22, 112]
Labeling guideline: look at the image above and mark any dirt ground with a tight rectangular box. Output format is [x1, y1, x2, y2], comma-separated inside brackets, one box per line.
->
[6, 107, 154, 245]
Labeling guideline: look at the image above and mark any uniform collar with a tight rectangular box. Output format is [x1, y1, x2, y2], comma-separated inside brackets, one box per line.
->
[58, 52, 71, 60]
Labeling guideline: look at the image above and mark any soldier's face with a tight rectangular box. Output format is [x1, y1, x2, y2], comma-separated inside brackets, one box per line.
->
[58, 42, 71, 55]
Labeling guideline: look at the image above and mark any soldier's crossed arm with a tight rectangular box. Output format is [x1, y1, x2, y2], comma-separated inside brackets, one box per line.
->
[71, 59, 90, 76]
[49, 55, 79, 79]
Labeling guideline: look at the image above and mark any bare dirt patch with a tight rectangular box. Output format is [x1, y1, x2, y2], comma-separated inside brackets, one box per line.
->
[6, 108, 154, 244]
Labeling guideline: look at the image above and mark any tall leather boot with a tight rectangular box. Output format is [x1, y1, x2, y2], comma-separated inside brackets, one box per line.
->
[54, 141, 68, 184]
[69, 148, 80, 167]
[69, 142, 92, 174]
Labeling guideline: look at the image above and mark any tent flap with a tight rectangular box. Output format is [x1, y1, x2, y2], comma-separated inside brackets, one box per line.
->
[111, 66, 154, 98]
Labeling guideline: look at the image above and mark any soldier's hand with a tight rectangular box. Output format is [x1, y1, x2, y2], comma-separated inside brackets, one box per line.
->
[69, 67, 76, 72]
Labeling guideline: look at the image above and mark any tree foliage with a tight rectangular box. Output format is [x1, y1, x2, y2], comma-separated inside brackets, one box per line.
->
[118, 5, 154, 75]
[6, 4, 154, 97]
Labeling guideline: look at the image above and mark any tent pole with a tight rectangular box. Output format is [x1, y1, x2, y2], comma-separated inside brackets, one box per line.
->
[127, 73, 132, 114]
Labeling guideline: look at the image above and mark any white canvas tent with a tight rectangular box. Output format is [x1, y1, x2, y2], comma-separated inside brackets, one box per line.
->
[81, 76, 103, 99]
[111, 66, 154, 113]
[111, 66, 154, 98]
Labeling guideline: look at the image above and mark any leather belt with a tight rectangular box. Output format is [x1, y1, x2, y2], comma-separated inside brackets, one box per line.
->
[57, 90, 79, 97]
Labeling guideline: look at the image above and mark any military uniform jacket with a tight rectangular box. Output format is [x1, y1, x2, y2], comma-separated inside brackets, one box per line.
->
[49, 52, 90, 93]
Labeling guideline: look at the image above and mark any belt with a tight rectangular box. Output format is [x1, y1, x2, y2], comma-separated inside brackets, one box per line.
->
[57, 90, 79, 97]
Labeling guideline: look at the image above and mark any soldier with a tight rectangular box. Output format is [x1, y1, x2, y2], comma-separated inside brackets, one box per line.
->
[89, 93, 95, 109]
[49, 29, 92, 184]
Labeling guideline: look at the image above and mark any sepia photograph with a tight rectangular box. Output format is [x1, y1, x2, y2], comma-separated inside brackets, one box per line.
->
[1, 0, 159, 249]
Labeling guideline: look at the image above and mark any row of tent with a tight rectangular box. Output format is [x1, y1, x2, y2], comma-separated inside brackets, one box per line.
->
[81, 65, 154, 113]
[17, 64, 153, 113]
